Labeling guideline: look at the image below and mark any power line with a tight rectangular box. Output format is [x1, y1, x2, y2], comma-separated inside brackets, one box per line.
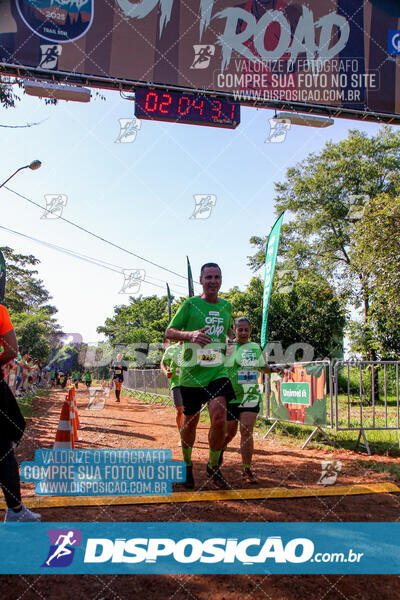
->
[0, 224, 185, 296]
[4, 185, 201, 285]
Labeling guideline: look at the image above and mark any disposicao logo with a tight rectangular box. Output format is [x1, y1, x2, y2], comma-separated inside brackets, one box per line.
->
[83, 536, 314, 564]
[388, 29, 400, 54]
[42, 529, 82, 567]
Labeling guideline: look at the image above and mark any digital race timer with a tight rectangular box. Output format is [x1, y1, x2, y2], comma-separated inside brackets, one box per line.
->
[134, 87, 240, 129]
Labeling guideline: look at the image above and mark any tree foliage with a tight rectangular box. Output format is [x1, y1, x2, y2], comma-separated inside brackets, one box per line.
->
[1, 246, 54, 313]
[97, 294, 182, 346]
[249, 127, 400, 359]
[349, 193, 400, 358]
[222, 275, 345, 361]
[1, 246, 59, 361]
[0, 77, 21, 109]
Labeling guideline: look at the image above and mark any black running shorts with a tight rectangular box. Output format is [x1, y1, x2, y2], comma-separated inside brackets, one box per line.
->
[226, 402, 260, 421]
[171, 386, 183, 408]
[180, 377, 235, 416]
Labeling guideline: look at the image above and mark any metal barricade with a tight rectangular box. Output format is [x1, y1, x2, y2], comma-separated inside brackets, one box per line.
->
[334, 360, 400, 454]
[124, 369, 171, 405]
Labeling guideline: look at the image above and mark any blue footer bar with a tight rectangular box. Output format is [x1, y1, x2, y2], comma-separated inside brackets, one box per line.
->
[0, 522, 398, 574]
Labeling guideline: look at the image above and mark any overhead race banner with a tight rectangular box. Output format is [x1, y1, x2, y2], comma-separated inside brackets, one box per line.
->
[260, 212, 284, 351]
[1, 1, 400, 121]
[270, 362, 327, 426]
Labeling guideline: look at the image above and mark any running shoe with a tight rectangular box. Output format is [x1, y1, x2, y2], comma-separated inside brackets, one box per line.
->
[5, 504, 41, 522]
[241, 468, 258, 484]
[183, 465, 195, 489]
[206, 464, 230, 489]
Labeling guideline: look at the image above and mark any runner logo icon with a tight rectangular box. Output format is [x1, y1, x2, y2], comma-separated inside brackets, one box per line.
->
[388, 30, 400, 54]
[42, 529, 82, 567]
[190, 45, 215, 69]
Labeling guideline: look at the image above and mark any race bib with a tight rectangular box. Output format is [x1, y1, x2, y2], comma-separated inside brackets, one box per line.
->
[238, 370, 258, 385]
[196, 349, 222, 366]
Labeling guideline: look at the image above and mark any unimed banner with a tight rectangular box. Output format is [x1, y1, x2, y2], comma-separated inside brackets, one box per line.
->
[1, 1, 400, 119]
[270, 362, 327, 426]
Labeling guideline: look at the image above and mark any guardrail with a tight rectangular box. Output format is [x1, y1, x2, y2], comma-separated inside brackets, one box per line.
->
[334, 360, 400, 454]
[124, 368, 172, 406]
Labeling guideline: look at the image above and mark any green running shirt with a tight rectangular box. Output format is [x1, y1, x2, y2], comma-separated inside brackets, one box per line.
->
[168, 296, 232, 388]
[161, 344, 182, 390]
[226, 341, 265, 407]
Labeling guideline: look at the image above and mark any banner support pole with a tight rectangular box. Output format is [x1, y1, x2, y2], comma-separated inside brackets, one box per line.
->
[301, 426, 335, 449]
[260, 419, 290, 439]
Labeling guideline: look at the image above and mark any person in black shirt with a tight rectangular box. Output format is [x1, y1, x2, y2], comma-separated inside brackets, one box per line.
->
[110, 353, 127, 402]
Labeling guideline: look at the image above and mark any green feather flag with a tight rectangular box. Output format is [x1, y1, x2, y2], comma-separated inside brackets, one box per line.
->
[187, 256, 194, 297]
[166, 282, 172, 322]
[260, 213, 285, 350]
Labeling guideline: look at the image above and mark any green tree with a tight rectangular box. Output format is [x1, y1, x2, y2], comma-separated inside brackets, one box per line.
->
[1, 246, 54, 313]
[0, 77, 20, 109]
[1, 246, 59, 360]
[97, 294, 181, 346]
[222, 275, 345, 361]
[249, 127, 400, 362]
[349, 193, 400, 358]
[97, 294, 184, 367]
[49, 343, 79, 372]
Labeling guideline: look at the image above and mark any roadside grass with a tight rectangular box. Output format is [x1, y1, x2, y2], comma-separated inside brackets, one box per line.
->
[123, 387, 172, 407]
[17, 388, 50, 419]
[357, 460, 400, 482]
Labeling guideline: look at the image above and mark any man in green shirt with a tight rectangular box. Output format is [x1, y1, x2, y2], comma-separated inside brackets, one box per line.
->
[165, 263, 235, 490]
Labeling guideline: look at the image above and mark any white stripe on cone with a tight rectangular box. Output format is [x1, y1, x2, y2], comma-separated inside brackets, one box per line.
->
[53, 441, 72, 449]
[57, 421, 71, 431]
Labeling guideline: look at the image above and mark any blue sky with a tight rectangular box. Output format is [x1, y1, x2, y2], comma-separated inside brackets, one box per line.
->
[0, 88, 382, 342]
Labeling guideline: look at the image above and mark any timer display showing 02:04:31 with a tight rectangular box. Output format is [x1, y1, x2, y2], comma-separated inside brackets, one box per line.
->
[134, 88, 240, 129]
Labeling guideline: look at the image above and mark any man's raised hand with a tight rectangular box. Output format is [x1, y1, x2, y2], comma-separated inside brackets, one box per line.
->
[191, 328, 212, 347]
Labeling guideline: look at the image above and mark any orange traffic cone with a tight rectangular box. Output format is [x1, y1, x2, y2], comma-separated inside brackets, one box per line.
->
[54, 394, 74, 449]
[70, 387, 81, 431]
[70, 394, 80, 441]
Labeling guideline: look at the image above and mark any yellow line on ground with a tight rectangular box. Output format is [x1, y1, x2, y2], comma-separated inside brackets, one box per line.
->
[7, 482, 399, 510]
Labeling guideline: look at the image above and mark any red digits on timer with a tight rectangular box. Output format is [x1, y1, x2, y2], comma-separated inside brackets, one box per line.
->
[159, 93, 172, 114]
[144, 91, 158, 112]
[211, 99, 222, 120]
[192, 97, 204, 115]
[178, 96, 191, 115]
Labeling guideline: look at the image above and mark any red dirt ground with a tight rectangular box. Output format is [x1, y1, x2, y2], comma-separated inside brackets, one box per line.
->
[1, 387, 399, 600]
